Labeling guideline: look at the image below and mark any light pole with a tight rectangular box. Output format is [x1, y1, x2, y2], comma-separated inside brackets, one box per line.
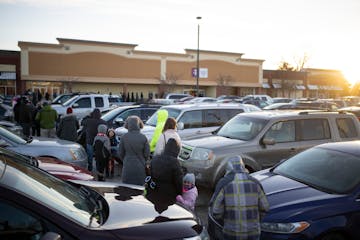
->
[196, 16, 201, 97]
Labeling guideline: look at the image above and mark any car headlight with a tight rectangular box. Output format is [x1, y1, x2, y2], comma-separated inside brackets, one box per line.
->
[70, 148, 81, 160]
[189, 148, 215, 168]
[261, 221, 310, 234]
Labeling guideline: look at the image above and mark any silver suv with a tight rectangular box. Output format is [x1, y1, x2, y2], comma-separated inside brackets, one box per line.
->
[115, 103, 261, 141]
[179, 110, 360, 188]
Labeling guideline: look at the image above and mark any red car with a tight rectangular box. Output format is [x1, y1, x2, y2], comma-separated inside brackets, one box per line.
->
[0, 147, 94, 181]
[37, 156, 94, 181]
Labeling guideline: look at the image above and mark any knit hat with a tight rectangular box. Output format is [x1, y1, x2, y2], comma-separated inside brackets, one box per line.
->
[66, 107, 73, 114]
[183, 173, 195, 185]
[97, 124, 108, 134]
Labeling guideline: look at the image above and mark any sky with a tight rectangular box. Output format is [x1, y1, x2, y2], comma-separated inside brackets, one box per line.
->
[1, 0, 360, 84]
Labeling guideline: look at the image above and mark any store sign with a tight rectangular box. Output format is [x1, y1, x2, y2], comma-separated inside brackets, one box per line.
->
[192, 68, 208, 78]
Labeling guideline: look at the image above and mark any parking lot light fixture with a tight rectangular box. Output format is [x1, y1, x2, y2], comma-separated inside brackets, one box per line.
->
[196, 16, 202, 97]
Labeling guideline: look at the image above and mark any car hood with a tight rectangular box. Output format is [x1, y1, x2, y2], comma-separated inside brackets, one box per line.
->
[182, 135, 245, 149]
[37, 157, 94, 181]
[28, 137, 81, 148]
[73, 181, 201, 234]
[252, 170, 347, 221]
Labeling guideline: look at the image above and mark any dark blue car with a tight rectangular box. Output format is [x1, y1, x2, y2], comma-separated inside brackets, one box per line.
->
[208, 141, 360, 239]
[252, 141, 360, 240]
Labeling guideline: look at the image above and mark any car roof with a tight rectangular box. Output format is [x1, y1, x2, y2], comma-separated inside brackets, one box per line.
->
[235, 109, 355, 120]
[316, 140, 360, 156]
[159, 103, 251, 111]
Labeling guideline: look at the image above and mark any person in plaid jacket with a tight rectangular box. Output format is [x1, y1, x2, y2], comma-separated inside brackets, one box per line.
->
[211, 156, 269, 240]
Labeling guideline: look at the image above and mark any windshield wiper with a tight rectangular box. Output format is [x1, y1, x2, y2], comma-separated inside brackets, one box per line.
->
[89, 199, 103, 226]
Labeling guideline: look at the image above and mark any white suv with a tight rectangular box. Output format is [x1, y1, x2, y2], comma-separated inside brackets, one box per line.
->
[115, 103, 261, 141]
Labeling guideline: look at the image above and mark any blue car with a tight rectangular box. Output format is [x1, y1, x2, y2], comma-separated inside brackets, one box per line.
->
[252, 141, 360, 240]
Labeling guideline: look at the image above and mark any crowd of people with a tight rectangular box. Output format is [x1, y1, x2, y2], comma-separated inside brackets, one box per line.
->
[12, 95, 270, 239]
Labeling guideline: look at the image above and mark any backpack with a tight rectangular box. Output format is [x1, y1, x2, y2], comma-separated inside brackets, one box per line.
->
[94, 139, 110, 160]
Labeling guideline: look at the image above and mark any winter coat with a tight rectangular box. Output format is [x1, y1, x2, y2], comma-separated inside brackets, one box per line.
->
[176, 186, 198, 211]
[35, 105, 58, 129]
[149, 138, 183, 201]
[211, 156, 269, 240]
[154, 129, 181, 156]
[57, 114, 79, 141]
[119, 116, 150, 185]
[83, 109, 107, 145]
[149, 109, 168, 153]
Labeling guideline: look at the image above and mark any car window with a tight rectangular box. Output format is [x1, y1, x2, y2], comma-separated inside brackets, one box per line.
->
[336, 118, 357, 138]
[0, 126, 27, 144]
[146, 108, 181, 126]
[205, 109, 221, 127]
[217, 116, 268, 140]
[0, 200, 44, 239]
[141, 109, 157, 121]
[265, 121, 295, 143]
[274, 147, 360, 194]
[95, 97, 104, 108]
[117, 109, 141, 122]
[299, 119, 330, 140]
[178, 110, 202, 129]
[75, 97, 91, 108]
[0, 156, 98, 227]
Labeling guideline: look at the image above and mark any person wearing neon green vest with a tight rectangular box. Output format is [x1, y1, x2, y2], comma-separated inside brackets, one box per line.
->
[150, 109, 168, 153]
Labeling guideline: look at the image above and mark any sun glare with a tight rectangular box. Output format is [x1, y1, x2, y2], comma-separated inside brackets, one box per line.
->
[342, 67, 360, 86]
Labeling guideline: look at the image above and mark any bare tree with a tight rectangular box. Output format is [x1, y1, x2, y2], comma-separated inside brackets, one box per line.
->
[216, 74, 233, 96]
[157, 73, 182, 97]
[293, 53, 309, 71]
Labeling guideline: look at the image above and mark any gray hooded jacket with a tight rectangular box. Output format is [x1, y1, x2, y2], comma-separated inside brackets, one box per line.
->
[119, 116, 150, 185]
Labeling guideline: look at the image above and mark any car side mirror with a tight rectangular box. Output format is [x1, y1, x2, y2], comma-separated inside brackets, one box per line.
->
[72, 103, 79, 108]
[177, 122, 184, 130]
[262, 137, 276, 145]
[40, 232, 62, 240]
[0, 139, 9, 147]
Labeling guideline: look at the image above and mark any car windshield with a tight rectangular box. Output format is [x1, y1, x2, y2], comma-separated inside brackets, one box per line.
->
[101, 106, 132, 122]
[146, 108, 181, 126]
[0, 126, 27, 144]
[0, 155, 101, 227]
[273, 147, 360, 194]
[62, 95, 80, 106]
[217, 116, 268, 140]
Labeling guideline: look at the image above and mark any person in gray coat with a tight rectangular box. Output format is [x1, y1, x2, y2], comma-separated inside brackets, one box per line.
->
[57, 107, 79, 141]
[119, 115, 150, 186]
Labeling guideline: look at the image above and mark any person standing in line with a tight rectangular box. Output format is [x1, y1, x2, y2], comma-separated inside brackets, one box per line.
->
[35, 101, 58, 138]
[82, 108, 107, 171]
[106, 128, 119, 178]
[149, 109, 168, 154]
[17, 97, 33, 138]
[119, 116, 150, 186]
[146, 138, 183, 203]
[176, 173, 198, 211]
[31, 102, 42, 136]
[93, 124, 111, 181]
[56, 107, 79, 141]
[153, 117, 181, 156]
[210, 156, 269, 240]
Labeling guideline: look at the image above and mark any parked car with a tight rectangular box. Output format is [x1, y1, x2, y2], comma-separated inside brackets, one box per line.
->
[0, 103, 14, 121]
[0, 120, 23, 136]
[164, 93, 192, 102]
[101, 104, 161, 129]
[116, 103, 260, 141]
[0, 151, 208, 239]
[339, 106, 360, 121]
[179, 110, 360, 188]
[272, 97, 293, 103]
[0, 126, 87, 168]
[51, 92, 83, 105]
[186, 97, 217, 104]
[0, 147, 93, 181]
[208, 141, 360, 240]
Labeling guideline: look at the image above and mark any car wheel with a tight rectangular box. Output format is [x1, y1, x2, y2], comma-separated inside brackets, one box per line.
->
[320, 232, 346, 240]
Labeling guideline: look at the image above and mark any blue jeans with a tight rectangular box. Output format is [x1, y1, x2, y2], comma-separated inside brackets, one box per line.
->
[86, 143, 94, 171]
